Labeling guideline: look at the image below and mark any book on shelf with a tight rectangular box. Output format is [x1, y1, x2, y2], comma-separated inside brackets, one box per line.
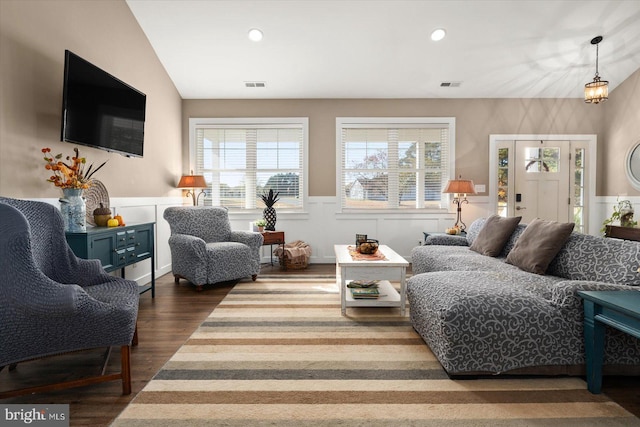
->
[350, 287, 381, 299]
[347, 280, 379, 288]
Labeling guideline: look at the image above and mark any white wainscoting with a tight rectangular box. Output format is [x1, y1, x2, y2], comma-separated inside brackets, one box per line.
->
[228, 196, 493, 264]
[33, 193, 636, 286]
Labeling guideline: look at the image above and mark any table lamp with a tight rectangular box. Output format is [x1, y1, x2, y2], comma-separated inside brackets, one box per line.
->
[442, 176, 476, 232]
[177, 172, 207, 206]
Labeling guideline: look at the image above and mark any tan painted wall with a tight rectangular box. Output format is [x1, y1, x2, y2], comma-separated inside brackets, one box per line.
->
[603, 68, 640, 196]
[183, 98, 605, 196]
[1, 0, 637, 203]
[0, 0, 182, 199]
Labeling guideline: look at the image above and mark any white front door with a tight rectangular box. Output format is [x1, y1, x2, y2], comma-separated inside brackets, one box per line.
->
[514, 140, 570, 223]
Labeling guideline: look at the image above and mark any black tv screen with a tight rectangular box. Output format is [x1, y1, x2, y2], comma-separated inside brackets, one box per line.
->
[61, 50, 146, 157]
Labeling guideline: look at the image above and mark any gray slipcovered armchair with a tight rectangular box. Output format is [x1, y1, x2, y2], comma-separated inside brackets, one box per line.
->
[0, 197, 139, 398]
[163, 206, 263, 290]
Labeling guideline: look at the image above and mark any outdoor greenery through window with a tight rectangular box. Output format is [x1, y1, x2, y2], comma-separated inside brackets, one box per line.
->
[574, 148, 585, 233]
[190, 118, 307, 210]
[337, 118, 454, 210]
[497, 147, 509, 217]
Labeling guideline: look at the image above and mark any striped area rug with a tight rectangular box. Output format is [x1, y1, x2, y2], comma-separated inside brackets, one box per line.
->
[112, 279, 639, 426]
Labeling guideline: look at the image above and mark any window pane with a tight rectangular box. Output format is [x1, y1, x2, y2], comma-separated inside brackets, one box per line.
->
[424, 142, 443, 168]
[220, 172, 245, 208]
[575, 169, 583, 186]
[524, 147, 559, 173]
[398, 142, 416, 169]
[220, 142, 246, 169]
[399, 171, 416, 207]
[345, 142, 388, 169]
[344, 171, 388, 208]
[194, 121, 305, 210]
[339, 119, 452, 210]
[498, 148, 509, 167]
[498, 168, 508, 187]
[424, 172, 442, 201]
[574, 186, 583, 206]
[257, 172, 300, 209]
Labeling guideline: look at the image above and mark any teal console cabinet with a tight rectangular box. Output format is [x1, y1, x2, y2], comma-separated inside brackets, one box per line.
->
[66, 222, 155, 297]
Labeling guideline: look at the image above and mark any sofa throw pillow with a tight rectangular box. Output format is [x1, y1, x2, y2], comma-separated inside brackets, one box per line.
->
[469, 215, 522, 257]
[506, 218, 575, 275]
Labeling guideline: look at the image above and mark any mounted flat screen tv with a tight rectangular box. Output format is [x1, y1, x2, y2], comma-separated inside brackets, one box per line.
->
[61, 50, 146, 157]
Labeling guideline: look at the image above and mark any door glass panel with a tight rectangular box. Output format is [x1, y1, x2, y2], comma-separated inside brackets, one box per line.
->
[573, 148, 585, 233]
[524, 147, 559, 173]
[497, 147, 509, 217]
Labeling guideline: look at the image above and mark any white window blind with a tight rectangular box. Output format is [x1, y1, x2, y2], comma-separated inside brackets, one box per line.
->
[191, 118, 307, 210]
[338, 118, 454, 210]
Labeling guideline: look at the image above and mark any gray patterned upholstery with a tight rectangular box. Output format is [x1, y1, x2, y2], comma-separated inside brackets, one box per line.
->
[163, 206, 263, 289]
[409, 217, 640, 375]
[0, 197, 139, 394]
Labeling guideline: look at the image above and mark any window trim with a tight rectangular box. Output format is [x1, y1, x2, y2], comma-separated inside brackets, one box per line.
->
[189, 117, 309, 212]
[336, 117, 456, 213]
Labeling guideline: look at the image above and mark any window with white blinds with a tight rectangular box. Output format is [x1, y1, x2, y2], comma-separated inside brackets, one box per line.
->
[190, 118, 308, 210]
[337, 117, 455, 210]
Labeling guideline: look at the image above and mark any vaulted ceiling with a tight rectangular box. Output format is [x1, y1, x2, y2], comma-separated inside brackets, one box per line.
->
[126, 0, 640, 99]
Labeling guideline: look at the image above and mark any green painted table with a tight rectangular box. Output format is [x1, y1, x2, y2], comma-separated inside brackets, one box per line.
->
[577, 290, 640, 394]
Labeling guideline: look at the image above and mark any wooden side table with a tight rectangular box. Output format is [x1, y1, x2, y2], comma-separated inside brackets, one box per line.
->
[605, 225, 640, 242]
[261, 231, 285, 266]
[577, 290, 640, 394]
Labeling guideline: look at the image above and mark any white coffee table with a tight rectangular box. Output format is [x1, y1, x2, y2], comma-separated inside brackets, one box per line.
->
[334, 244, 409, 316]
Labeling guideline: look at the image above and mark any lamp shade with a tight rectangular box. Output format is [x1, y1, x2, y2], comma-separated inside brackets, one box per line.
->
[584, 35, 608, 104]
[443, 179, 476, 195]
[177, 175, 207, 188]
[584, 78, 608, 104]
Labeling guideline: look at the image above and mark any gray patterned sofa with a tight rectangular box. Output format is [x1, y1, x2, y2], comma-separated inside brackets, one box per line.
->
[408, 217, 640, 376]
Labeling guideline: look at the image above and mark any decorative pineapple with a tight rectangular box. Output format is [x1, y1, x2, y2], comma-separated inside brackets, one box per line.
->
[260, 189, 280, 231]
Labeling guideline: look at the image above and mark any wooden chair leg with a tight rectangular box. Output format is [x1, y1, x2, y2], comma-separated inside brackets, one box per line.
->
[0, 347, 129, 399]
[252, 274, 258, 281]
[121, 345, 132, 395]
[132, 324, 139, 346]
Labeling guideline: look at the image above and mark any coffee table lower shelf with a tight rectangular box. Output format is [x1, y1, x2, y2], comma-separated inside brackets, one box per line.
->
[345, 280, 401, 307]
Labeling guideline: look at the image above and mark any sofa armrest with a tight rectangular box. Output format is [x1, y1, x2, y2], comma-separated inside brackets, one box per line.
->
[423, 233, 469, 246]
[168, 234, 207, 259]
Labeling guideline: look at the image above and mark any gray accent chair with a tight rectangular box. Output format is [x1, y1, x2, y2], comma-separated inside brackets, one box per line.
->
[163, 206, 263, 290]
[0, 197, 139, 398]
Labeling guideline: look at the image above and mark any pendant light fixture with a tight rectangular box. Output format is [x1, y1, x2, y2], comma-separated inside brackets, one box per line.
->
[584, 35, 608, 104]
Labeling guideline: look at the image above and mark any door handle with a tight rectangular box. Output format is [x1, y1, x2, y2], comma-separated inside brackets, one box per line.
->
[516, 206, 527, 211]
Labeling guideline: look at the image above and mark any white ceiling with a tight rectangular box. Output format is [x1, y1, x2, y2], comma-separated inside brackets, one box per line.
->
[126, 0, 640, 99]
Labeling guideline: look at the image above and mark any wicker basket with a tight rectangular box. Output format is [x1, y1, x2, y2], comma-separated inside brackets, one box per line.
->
[274, 241, 311, 270]
[278, 253, 309, 270]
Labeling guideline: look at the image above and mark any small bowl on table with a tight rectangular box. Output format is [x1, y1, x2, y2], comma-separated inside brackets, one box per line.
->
[358, 239, 379, 255]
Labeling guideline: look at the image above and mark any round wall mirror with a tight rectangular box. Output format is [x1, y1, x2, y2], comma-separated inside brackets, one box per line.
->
[626, 140, 640, 190]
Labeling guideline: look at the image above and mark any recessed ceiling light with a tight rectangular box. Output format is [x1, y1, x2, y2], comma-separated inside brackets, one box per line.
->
[248, 28, 263, 42]
[431, 28, 446, 41]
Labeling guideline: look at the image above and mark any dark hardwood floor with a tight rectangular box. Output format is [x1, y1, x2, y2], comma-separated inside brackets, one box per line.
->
[1, 263, 638, 425]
